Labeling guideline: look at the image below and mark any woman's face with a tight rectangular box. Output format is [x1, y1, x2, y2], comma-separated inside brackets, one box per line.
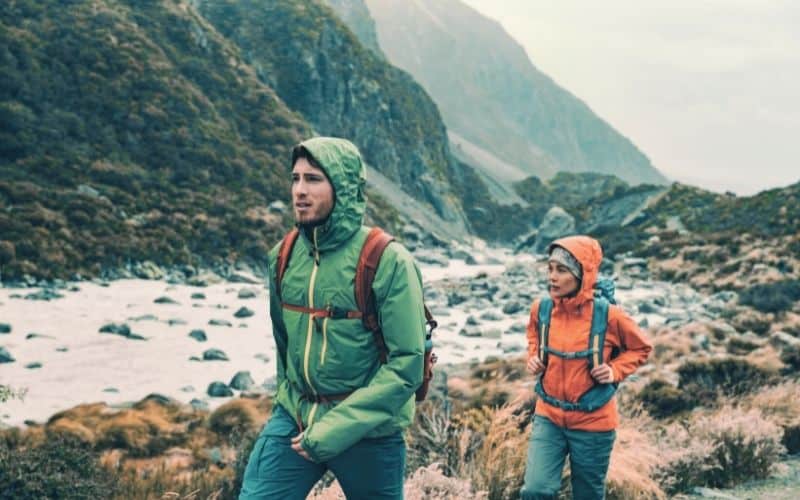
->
[547, 260, 580, 299]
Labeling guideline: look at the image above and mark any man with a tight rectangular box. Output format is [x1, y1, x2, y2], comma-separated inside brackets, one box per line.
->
[239, 137, 426, 499]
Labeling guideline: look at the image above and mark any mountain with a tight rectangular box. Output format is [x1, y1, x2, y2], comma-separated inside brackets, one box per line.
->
[360, 0, 668, 188]
[0, 0, 468, 281]
[196, 0, 468, 230]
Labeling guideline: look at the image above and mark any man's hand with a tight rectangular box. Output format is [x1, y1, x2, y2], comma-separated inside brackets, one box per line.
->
[527, 356, 545, 376]
[291, 432, 312, 461]
[590, 364, 615, 384]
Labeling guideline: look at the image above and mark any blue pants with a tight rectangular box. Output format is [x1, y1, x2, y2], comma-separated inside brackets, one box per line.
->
[520, 416, 615, 500]
[239, 405, 405, 499]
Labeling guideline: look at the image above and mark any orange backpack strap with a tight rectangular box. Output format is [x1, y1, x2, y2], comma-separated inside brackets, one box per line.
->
[355, 227, 395, 363]
[275, 228, 299, 300]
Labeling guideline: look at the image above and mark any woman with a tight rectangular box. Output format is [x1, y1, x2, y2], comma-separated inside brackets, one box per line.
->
[520, 235, 652, 500]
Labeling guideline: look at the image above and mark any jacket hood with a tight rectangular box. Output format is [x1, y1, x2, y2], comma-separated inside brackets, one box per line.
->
[548, 235, 603, 306]
[295, 137, 366, 251]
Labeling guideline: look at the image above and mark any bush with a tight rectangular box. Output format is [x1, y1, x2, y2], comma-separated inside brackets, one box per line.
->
[677, 357, 776, 405]
[654, 407, 785, 494]
[0, 434, 118, 499]
[638, 379, 696, 418]
[739, 280, 800, 314]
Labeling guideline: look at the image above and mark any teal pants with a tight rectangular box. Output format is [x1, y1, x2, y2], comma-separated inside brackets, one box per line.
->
[520, 416, 615, 500]
[239, 405, 405, 499]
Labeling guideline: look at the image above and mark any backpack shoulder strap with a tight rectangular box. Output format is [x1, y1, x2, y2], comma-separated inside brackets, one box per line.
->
[537, 297, 553, 366]
[275, 228, 299, 300]
[355, 227, 394, 362]
[588, 297, 610, 370]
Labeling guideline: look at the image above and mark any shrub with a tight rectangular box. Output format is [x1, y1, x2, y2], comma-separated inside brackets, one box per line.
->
[637, 379, 696, 418]
[739, 279, 800, 314]
[677, 357, 776, 405]
[654, 407, 785, 494]
[208, 398, 268, 438]
[0, 434, 119, 499]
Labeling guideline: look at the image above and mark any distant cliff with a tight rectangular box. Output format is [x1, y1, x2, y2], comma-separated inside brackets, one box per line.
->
[362, 0, 668, 186]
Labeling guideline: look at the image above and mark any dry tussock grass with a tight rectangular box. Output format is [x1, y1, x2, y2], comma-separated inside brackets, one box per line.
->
[605, 411, 666, 499]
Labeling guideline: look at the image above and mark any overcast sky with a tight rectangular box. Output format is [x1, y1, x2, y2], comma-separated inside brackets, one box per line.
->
[461, 0, 799, 195]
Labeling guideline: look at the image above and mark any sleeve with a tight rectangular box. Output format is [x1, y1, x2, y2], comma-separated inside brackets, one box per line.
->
[607, 305, 652, 383]
[267, 251, 289, 391]
[301, 243, 425, 462]
[526, 299, 541, 360]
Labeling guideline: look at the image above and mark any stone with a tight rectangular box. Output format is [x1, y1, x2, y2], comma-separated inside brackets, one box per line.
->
[237, 288, 258, 299]
[268, 200, 287, 214]
[191, 292, 206, 300]
[209, 319, 233, 327]
[133, 261, 165, 280]
[207, 382, 233, 398]
[447, 292, 469, 306]
[459, 325, 483, 337]
[25, 362, 42, 369]
[466, 316, 480, 326]
[254, 353, 271, 363]
[414, 250, 449, 267]
[502, 301, 524, 315]
[180, 386, 195, 393]
[99, 322, 131, 336]
[637, 302, 659, 314]
[129, 314, 158, 322]
[191, 398, 210, 411]
[203, 348, 229, 361]
[0, 347, 14, 363]
[154, 296, 179, 305]
[167, 318, 187, 326]
[508, 323, 527, 334]
[534, 206, 576, 252]
[26, 333, 55, 340]
[189, 329, 207, 342]
[480, 311, 503, 322]
[484, 328, 503, 340]
[0, 323, 11, 334]
[234, 307, 255, 318]
[24, 289, 64, 301]
[229, 371, 256, 391]
[55, 347, 68, 352]
[103, 387, 119, 393]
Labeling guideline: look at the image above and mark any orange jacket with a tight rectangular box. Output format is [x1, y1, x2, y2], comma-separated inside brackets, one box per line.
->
[527, 235, 652, 431]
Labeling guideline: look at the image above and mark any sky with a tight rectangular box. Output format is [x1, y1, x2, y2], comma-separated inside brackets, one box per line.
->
[461, 0, 799, 195]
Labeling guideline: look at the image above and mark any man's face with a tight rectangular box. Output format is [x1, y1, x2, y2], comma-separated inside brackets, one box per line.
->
[292, 157, 334, 226]
[547, 260, 580, 299]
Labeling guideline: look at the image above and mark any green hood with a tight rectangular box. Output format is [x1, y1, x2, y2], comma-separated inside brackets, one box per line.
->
[295, 137, 366, 252]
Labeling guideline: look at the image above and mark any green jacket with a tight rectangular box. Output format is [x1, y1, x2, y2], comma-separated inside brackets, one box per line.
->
[268, 137, 425, 463]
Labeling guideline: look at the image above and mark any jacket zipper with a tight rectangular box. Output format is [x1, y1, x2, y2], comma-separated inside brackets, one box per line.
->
[303, 228, 320, 426]
[320, 317, 329, 365]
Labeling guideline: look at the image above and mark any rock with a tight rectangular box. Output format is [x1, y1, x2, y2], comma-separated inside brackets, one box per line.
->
[55, 347, 68, 352]
[229, 371, 256, 391]
[268, 200, 287, 214]
[180, 385, 195, 392]
[207, 382, 233, 398]
[238, 288, 258, 299]
[189, 330, 207, 342]
[99, 322, 131, 336]
[401, 224, 422, 241]
[234, 307, 255, 318]
[77, 183, 101, 198]
[209, 319, 233, 327]
[691, 487, 740, 499]
[26, 333, 55, 340]
[191, 292, 206, 300]
[502, 301, 525, 315]
[154, 296, 179, 305]
[484, 328, 503, 340]
[637, 302, 659, 314]
[0, 323, 11, 334]
[430, 307, 450, 317]
[479, 311, 503, 321]
[254, 353, 271, 363]
[692, 334, 710, 352]
[167, 318, 187, 326]
[24, 289, 64, 301]
[450, 247, 478, 265]
[25, 362, 42, 369]
[133, 261, 165, 280]
[638, 317, 649, 328]
[447, 291, 469, 306]
[191, 398, 209, 411]
[499, 342, 523, 354]
[129, 314, 158, 322]
[459, 325, 483, 337]
[466, 316, 480, 326]
[203, 348, 229, 361]
[103, 387, 119, 393]
[508, 323, 527, 334]
[599, 258, 615, 275]
[534, 206, 576, 252]
[0, 347, 14, 363]
[262, 377, 278, 392]
[414, 250, 449, 267]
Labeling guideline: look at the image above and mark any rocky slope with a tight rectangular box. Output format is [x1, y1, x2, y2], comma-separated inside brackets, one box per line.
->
[361, 0, 668, 187]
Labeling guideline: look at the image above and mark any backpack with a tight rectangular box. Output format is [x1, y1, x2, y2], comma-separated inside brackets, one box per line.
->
[534, 278, 619, 412]
[275, 227, 438, 402]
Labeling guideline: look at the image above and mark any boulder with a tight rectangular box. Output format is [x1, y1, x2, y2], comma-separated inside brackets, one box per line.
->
[459, 325, 483, 337]
[0, 347, 14, 363]
[237, 288, 258, 299]
[189, 330, 207, 342]
[25, 362, 42, 369]
[154, 296, 179, 305]
[207, 382, 233, 398]
[191, 292, 207, 300]
[133, 261, 165, 280]
[234, 307, 255, 319]
[229, 371, 256, 391]
[502, 301, 525, 315]
[534, 206, 576, 252]
[203, 348, 229, 361]
[209, 319, 233, 327]
[0, 323, 10, 334]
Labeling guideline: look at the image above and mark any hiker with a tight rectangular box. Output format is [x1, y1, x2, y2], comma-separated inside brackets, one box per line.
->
[520, 236, 652, 500]
[239, 137, 428, 500]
